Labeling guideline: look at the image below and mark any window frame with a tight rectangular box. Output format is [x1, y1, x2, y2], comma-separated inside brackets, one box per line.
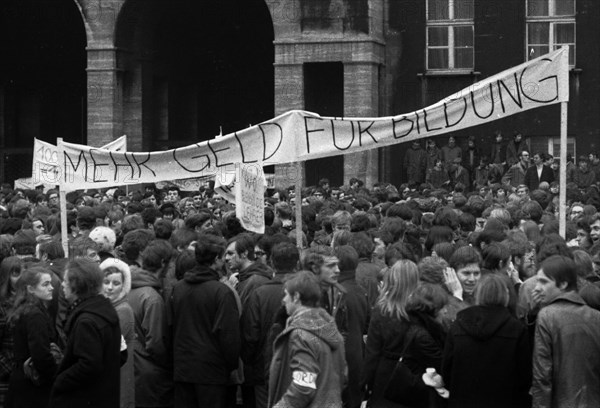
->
[526, 0, 576, 67]
[426, 0, 475, 73]
[548, 136, 576, 162]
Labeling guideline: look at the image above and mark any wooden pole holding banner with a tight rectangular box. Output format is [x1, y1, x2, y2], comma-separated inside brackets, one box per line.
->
[57, 138, 69, 258]
[559, 101, 568, 239]
[295, 162, 304, 249]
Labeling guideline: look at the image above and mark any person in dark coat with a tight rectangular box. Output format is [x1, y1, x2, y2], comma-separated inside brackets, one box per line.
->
[335, 246, 370, 408]
[505, 131, 530, 168]
[8, 266, 58, 408]
[404, 141, 428, 187]
[127, 240, 173, 408]
[49, 258, 121, 408]
[170, 234, 241, 408]
[241, 242, 299, 408]
[524, 152, 554, 191]
[225, 233, 273, 308]
[462, 136, 480, 175]
[441, 274, 531, 408]
[361, 260, 420, 408]
[351, 232, 381, 309]
[388, 283, 449, 408]
[449, 159, 470, 191]
[225, 233, 272, 407]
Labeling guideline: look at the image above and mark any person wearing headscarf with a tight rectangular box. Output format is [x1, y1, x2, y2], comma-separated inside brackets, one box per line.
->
[101, 258, 136, 408]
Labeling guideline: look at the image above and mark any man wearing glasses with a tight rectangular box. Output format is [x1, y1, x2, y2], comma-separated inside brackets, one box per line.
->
[502, 150, 531, 191]
[47, 189, 60, 209]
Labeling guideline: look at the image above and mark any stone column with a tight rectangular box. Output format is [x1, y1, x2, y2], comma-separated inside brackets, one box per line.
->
[343, 62, 380, 188]
[86, 47, 123, 147]
[273, 63, 304, 188]
[79, 0, 125, 147]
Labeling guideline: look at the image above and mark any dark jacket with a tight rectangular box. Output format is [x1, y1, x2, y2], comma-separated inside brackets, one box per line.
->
[355, 259, 381, 309]
[502, 161, 529, 189]
[362, 307, 412, 408]
[442, 305, 531, 408]
[337, 276, 370, 408]
[462, 146, 480, 174]
[400, 312, 447, 408]
[451, 166, 470, 189]
[9, 301, 58, 408]
[426, 167, 450, 189]
[404, 146, 428, 185]
[170, 264, 241, 385]
[237, 262, 273, 308]
[268, 307, 347, 408]
[49, 295, 121, 408]
[532, 291, 600, 408]
[127, 267, 173, 407]
[524, 165, 555, 191]
[506, 140, 530, 167]
[490, 142, 506, 165]
[241, 274, 288, 385]
[574, 168, 596, 189]
[0, 297, 15, 384]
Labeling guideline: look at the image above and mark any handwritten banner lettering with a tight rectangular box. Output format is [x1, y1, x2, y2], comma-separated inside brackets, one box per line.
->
[33, 135, 127, 186]
[54, 48, 568, 191]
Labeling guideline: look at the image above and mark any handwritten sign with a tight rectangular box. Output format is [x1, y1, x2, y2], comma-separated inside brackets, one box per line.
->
[236, 164, 265, 234]
[33, 135, 127, 185]
[56, 48, 568, 191]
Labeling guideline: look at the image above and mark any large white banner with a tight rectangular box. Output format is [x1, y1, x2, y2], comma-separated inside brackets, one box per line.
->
[33, 135, 127, 186]
[54, 48, 568, 191]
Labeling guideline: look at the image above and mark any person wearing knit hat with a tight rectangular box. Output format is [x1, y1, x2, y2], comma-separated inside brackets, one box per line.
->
[100, 258, 136, 408]
[89, 226, 117, 263]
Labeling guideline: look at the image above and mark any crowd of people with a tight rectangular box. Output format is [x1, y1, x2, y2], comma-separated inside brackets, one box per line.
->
[404, 133, 600, 194]
[0, 134, 599, 408]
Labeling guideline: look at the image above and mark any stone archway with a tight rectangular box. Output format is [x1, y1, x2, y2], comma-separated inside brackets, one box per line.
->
[0, 0, 87, 183]
[115, 0, 275, 152]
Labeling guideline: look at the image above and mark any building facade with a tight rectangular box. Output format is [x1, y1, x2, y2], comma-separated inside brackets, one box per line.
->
[0, 0, 598, 188]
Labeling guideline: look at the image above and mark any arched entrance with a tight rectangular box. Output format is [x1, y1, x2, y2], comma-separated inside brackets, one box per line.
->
[0, 0, 86, 183]
[116, 0, 274, 151]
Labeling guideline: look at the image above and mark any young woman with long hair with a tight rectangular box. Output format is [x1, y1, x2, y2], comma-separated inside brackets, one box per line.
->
[361, 259, 420, 408]
[7, 266, 58, 408]
[0, 257, 22, 405]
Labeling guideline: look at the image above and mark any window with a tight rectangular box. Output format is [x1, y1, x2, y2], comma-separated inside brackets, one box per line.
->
[426, 0, 474, 72]
[526, 0, 575, 66]
[548, 136, 576, 161]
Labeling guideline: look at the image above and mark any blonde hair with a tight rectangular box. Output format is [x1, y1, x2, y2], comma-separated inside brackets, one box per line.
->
[376, 259, 419, 320]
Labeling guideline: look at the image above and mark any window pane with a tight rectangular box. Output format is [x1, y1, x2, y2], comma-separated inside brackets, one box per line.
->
[554, 23, 574, 43]
[554, 0, 575, 16]
[455, 48, 474, 69]
[569, 46, 575, 65]
[428, 0, 449, 21]
[528, 0, 549, 16]
[428, 49, 449, 69]
[528, 45, 549, 60]
[528, 22, 549, 44]
[454, 0, 474, 19]
[428, 27, 449, 46]
[454, 26, 473, 46]
[553, 44, 575, 65]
